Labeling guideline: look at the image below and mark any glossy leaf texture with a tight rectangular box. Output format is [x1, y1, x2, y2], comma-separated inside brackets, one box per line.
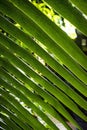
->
[0, 0, 87, 130]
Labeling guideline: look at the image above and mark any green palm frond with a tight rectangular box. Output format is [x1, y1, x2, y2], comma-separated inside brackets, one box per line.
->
[0, 0, 87, 130]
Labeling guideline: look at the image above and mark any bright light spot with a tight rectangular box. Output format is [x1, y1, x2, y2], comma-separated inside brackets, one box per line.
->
[61, 19, 77, 39]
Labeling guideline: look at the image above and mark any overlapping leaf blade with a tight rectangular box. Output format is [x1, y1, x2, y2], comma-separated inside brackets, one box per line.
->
[0, 0, 87, 130]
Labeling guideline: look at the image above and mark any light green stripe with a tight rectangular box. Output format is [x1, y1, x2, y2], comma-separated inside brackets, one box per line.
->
[0, 105, 32, 130]
[0, 67, 77, 129]
[69, 0, 87, 15]
[0, 33, 87, 110]
[0, 5, 87, 85]
[0, 45, 87, 124]
[0, 78, 61, 130]
[9, 0, 87, 69]
[0, 88, 47, 130]
[0, 16, 87, 96]
[43, 0, 87, 34]
[0, 96, 34, 129]
[0, 113, 21, 130]
[0, 121, 11, 130]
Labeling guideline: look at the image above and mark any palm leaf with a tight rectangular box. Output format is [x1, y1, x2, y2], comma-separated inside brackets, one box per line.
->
[69, 0, 87, 15]
[0, 0, 87, 130]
